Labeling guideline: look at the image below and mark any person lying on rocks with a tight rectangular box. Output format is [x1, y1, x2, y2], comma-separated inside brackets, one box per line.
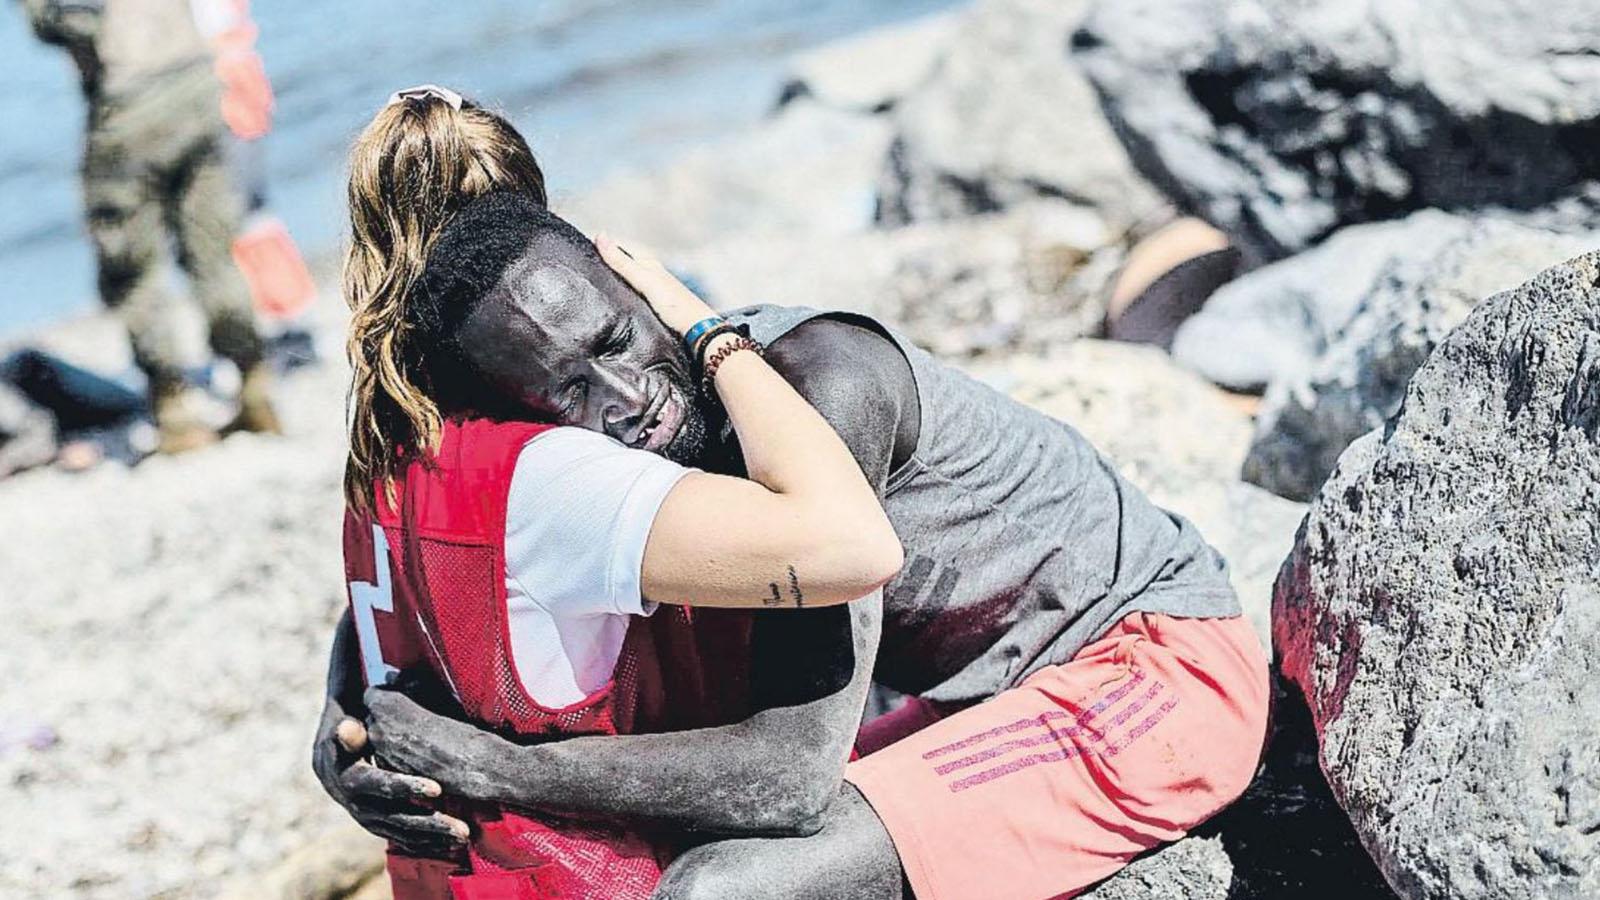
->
[314, 89, 1271, 900]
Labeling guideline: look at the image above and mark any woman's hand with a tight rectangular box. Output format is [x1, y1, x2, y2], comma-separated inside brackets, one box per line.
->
[595, 234, 715, 339]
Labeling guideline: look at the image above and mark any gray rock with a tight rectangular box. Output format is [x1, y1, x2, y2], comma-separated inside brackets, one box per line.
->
[1080, 835, 1232, 899]
[683, 201, 1116, 358]
[1171, 210, 1474, 393]
[559, 100, 891, 255]
[778, 13, 957, 114]
[1245, 221, 1596, 500]
[1272, 252, 1600, 898]
[1074, 0, 1600, 264]
[877, 0, 1166, 234]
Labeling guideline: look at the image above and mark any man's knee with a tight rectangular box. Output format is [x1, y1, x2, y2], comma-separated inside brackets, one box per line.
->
[652, 847, 752, 900]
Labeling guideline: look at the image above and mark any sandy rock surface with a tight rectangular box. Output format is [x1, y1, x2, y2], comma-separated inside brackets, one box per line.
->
[778, 11, 957, 113]
[682, 201, 1117, 358]
[1274, 252, 1600, 898]
[1074, 0, 1600, 264]
[1246, 222, 1597, 500]
[876, 0, 1165, 234]
[557, 99, 891, 256]
[0, 311, 361, 897]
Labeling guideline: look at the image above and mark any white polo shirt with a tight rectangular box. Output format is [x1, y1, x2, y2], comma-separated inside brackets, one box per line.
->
[502, 426, 692, 707]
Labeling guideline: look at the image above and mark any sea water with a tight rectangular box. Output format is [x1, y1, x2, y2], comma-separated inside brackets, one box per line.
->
[0, 0, 956, 337]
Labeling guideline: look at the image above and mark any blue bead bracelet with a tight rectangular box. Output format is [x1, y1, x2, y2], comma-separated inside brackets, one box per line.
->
[683, 315, 726, 353]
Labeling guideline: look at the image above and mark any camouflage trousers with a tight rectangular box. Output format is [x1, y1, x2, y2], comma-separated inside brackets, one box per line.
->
[83, 67, 264, 390]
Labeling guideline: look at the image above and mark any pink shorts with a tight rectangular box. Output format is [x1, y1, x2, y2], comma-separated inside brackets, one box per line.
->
[846, 612, 1269, 900]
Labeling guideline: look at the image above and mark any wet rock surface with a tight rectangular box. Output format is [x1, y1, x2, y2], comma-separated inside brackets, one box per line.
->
[1273, 252, 1600, 898]
[1244, 220, 1595, 500]
[1074, 0, 1600, 264]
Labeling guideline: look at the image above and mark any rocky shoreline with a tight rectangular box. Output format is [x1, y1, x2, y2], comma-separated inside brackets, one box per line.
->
[4, 0, 1598, 896]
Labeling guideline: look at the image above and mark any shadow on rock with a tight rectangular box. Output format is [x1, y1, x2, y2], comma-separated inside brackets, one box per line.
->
[1198, 676, 1397, 900]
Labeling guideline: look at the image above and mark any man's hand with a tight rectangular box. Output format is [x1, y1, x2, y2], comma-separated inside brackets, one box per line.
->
[362, 687, 509, 807]
[311, 696, 469, 858]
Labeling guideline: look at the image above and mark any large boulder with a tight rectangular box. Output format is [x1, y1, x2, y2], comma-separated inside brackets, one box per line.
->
[1171, 210, 1475, 392]
[559, 100, 891, 255]
[1273, 252, 1600, 897]
[1074, 0, 1600, 265]
[1245, 221, 1596, 500]
[777, 12, 957, 114]
[876, 0, 1165, 234]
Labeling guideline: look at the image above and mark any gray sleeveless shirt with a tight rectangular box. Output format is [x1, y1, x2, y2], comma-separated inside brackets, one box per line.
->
[727, 305, 1240, 705]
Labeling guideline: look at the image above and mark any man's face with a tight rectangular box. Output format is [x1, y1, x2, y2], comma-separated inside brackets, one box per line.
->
[455, 236, 713, 464]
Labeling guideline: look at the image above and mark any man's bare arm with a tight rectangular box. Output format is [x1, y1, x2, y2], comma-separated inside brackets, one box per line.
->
[363, 319, 918, 837]
[311, 610, 470, 856]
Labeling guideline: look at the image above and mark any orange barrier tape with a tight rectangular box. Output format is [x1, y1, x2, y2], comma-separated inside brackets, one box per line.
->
[231, 217, 316, 319]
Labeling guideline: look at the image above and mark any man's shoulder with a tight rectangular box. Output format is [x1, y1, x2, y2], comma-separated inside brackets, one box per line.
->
[763, 315, 913, 401]
[760, 313, 921, 474]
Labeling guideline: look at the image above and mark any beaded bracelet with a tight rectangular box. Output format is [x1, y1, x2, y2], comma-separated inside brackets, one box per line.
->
[682, 315, 726, 354]
[691, 322, 742, 370]
[701, 335, 764, 395]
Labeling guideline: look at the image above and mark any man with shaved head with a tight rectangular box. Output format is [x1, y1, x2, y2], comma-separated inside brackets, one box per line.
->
[316, 191, 1269, 899]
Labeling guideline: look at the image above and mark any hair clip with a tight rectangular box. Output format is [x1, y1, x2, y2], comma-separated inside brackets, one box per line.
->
[386, 84, 464, 111]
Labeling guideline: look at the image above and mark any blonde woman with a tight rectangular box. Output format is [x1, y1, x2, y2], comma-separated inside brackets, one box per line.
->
[321, 86, 899, 898]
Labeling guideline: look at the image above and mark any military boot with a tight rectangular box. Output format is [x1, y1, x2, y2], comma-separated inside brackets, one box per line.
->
[152, 380, 219, 455]
[229, 362, 283, 436]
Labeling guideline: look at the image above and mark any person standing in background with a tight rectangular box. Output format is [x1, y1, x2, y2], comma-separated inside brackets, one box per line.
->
[21, 0, 282, 453]
[191, 0, 318, 326]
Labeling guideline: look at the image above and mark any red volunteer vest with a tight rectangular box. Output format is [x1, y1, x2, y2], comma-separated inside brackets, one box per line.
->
[342, 418, 753, 900]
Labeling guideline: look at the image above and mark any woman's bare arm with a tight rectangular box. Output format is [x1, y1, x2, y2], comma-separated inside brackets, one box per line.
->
[592, 236, 903, 610]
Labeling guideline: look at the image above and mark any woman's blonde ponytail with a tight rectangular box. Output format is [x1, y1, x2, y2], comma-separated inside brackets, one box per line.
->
[342, 93, 546, 511]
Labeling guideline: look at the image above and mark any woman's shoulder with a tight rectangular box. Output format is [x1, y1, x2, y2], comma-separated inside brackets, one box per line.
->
[517, 424, 627, 460]
[511, 425, 688, 493]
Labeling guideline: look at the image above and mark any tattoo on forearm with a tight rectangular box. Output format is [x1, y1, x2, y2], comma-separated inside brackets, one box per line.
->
[762, 566, 806, 607]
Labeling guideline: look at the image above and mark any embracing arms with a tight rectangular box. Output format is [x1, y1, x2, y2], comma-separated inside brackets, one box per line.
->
[317, 315, 919, 845]
[315, 237, 918, 844]
[604, 237, 904, 610]
[367, 317, 917, 835]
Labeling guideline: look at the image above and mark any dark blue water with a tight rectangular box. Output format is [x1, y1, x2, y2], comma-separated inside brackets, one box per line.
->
[0, 0, 956, 336]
